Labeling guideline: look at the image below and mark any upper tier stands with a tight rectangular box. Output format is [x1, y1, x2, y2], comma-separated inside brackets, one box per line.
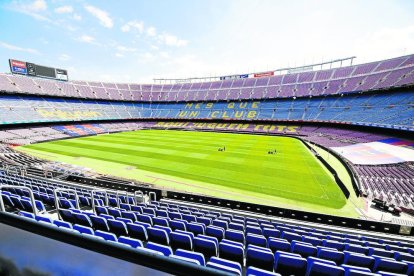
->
[1, 54, 414, 102]
[0, 89, 412, 131]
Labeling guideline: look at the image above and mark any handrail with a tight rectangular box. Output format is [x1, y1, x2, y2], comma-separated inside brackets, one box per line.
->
[149, 191, 157, 203]
[91, 189, 108, 214]
[134, 190, 144, 204]
[0, 185, 38, 216]
[54, 188, 79, 218]
[115, 190, 128, 208]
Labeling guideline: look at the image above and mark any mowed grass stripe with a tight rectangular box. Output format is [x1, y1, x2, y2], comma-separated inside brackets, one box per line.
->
[24, 130, 346, 208]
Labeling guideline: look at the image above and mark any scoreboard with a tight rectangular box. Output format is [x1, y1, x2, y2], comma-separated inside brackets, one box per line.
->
[9, 59, 68, 81]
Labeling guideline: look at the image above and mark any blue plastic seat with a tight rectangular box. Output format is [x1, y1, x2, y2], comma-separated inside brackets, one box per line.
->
[212, 219, 228, 230]
[170, 220, 187, 231]
[95, 230, 118, 242]
[344, 252, 375, 270]
[146, 242, 173, 256]
[246, 266, 281, 275]
[308, 261, 345, 276]
[131, 205, 143, 213]
[116, 217, 132, 225]
[345, 244, 370, 255]
[155, 209, 168, 218]
[229, 222, 245, 232]
[219, 241, 244, 265]
[148, 227, 169, 245]
[246, 225, 263, 235]
[153, 225, 172, 235]
[263, 228, 280, 239]
[318, 247, 344, 265]
[90, 215, 110, 232]
[394, 252, 414, 262]
[282, 231, 302, 242]
[73, 224, 94, 235]
[206, 225, 224, 241]
[291, 241, 317, 258]
[137, 214, 153, 225]
[108, 208, 122, 218]
[245, 233, 266, 248]
[53, 220, 73, 229]
[274, 252, 307, 275]
[127, 223, 148, 241]
[121, 211, 137, 222]
[207, 256, 242, 275]
[108, 219, 128, 237]
[246, 246, 274, 271]
[373, 257, 407, 274]
[225, 229, 245, 244]
[269, 238, 291, 253]
[19, 211, 35, 219]
[194, 236, 217, 261]
[59, 209, 76, 224]
[118, 236, 143, 248]
[95, 206, 108, 215]
[79, 195, 91, 207]
[168, 211, 182, 220]
[35, 215, 53, 224]
[304, 235, 323, 246]
[323, 239, 346, 251]
[197, 217, 212, 226]
[170, 231, 193, 251]
[340, 264, 373, 275]
[119, 203, 131, 211]
[74, 213, 93, 228]
[175, 249, 205, 266]
[187, 222, 205, 235]
[153, 217, 169, 227]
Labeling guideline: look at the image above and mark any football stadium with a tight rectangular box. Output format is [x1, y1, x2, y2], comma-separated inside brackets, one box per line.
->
[0, 1, 414, 275]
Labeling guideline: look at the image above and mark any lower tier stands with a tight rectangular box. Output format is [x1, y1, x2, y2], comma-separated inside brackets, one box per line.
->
[0, 89, 413, 131]
[1, 171, 414, 276]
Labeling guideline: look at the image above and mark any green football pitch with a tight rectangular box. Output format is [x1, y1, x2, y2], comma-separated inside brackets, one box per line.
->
[19, 130, 360, 217]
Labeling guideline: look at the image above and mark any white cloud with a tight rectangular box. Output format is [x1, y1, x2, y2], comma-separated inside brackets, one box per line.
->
[59, 54, 71, 61]
[84, 5, 113, 28]
[73, 14, 82, 21]
[77, 35, 95, 44]
[55, 5, 73, 14]
[121, 20, 144, 33]
[158, 33, 188, 47]
[146, 26, 157, 37]
[0, 41, 40, 54]
[115, 53, 125, 58]
[116, 45, 137, 52]
[8, 0, 50, 21]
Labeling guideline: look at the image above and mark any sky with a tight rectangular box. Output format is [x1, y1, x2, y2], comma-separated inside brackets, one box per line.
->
[0, 0, 414, 83]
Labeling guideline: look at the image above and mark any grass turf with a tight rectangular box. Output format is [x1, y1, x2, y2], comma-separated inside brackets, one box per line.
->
[20, 130, 349, 210]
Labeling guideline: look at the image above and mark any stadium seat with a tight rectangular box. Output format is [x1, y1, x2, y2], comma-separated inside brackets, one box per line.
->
[126, 223, 148, 241]
[117, 236, 143, 248]
[187, 222, 205, 235]
[317, 247, 345, 265]
[246, 233, 267, 248]
[344, 252, 375, 270]
[246, 266, 281, 275]
[53, 220, 73, 229]
[108, 219, 128, 237]
[90, 215, 110, 232]
[307, 261, 345, 276]
[373, 257, 408, 274]
[95, 230, 117, 242]
[219, 241, 244, 265]
[148, 227, 170, 245]
[246, 246, 274, 271]
[281, 231, 302, 242]
[225, 229, 245, 244]
[170, 231, 193, 251]
[291, 241, 317, 258]
[175, 249, 205, 266]
[269, 238, 291, 253]
[207, 257, 242, 275]
[206, 225, 224, 241]
[194, 236, 217, 261]
[146, 242, 173, 256]
[274, 251, 307, 275]
[73, 224, 94, 235]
